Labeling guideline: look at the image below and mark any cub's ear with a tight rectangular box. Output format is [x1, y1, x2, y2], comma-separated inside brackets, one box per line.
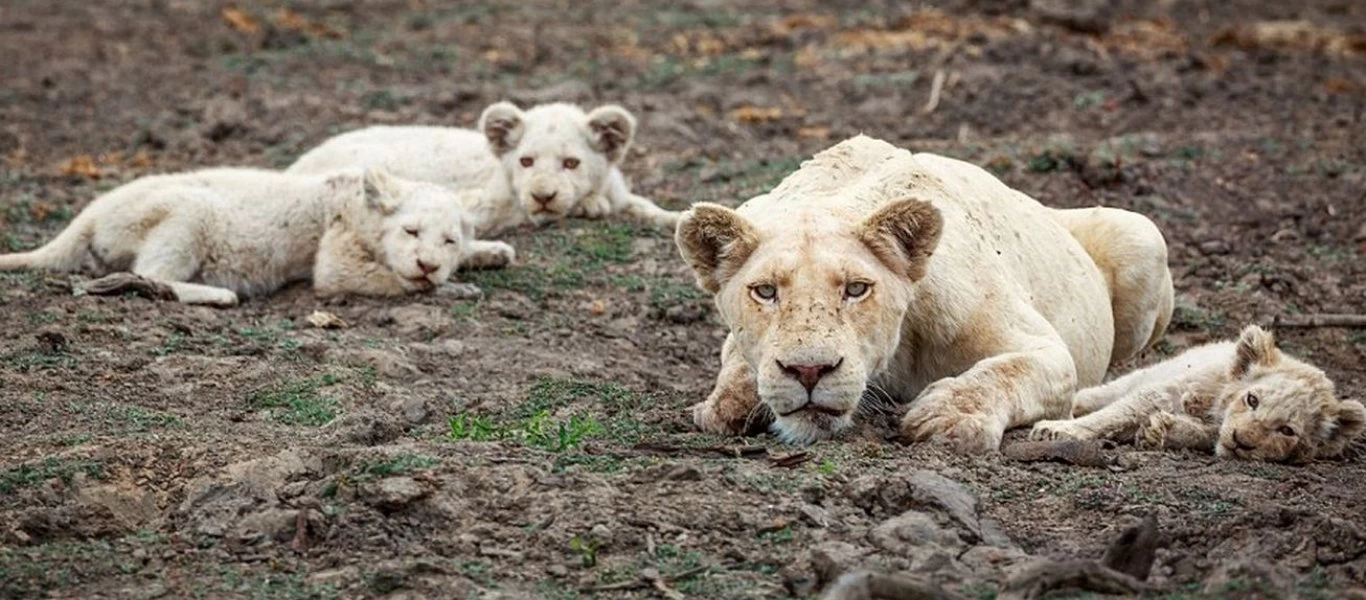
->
[480, 101, 525, 156]
[858, 198, 943, 282]
[362, 167, 402, 215]
[1231, 324, 1279, 378]
[1317, 399, 1366, 459]
[585, 105, 637, 164]
[675, 203, 759, 294]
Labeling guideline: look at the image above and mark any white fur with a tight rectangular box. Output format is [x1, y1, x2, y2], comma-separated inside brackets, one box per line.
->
[0, 168, 515, 306]
[286, 102, 680, 236]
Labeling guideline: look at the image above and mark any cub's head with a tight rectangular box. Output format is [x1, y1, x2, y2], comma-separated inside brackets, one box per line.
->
[357, 168, 472, 292]
[676, 199, 943, 445]
[1216, 325, 1365, 463]
[479, 101, 635, 225]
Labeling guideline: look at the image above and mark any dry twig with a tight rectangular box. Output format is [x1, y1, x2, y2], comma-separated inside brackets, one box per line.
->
[921, 70, 947, 114]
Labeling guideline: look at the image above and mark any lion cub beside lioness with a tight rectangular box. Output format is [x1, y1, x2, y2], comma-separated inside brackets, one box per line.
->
[1031, 325, 1365, 463]
[0, 167, 514, 306]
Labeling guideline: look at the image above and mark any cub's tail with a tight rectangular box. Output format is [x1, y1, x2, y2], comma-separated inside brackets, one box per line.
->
[0, 217, 92, 272]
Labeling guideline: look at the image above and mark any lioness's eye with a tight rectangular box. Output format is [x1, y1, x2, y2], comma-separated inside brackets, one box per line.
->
[563, 157, 580, 170]
[520, 156, 534, 168]
[844, 281, 870, 299]
[1278, 425, 1296, 437]
[404, 227, 420, 237]
[1245, 392, 1259, 410]
[751, 284, 778, 302]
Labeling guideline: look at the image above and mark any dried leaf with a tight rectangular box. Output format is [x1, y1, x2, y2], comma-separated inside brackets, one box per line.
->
[306, 310, 348, 330]
[59, 155, 100, 179]
[797, 126, 831, 140]
[221, 7, 260, 36]
[728, 106, 784, 123]
[127, 150, 153, 169]
[590, 299, 607, 316]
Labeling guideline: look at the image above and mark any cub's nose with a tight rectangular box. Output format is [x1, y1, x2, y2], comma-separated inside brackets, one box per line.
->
[417, 259, 438, 275]
[777, 359, 844, 393]
[532, 192, 557, 206]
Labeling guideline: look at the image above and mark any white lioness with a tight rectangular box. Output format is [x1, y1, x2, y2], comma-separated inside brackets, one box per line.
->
[1031, 325, 1365, 463]
[0, 167, 514, 306]
[675, 135, 1173, 452]
[286, 101, 680, 236]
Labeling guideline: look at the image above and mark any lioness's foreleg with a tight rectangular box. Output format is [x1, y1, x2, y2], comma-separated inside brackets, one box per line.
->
[131, 223, 239, 307]
[1031, 388, 1178, 442]
[693, 332, 770, 436]
[901, 336, 1078, 453]
[460, 240, 516, 271]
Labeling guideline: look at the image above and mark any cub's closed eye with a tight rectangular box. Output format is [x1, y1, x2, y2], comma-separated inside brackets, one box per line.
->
[404, 227, 420, 237]
[844, 281, 871, 299]
[519, 157, 534, 168]
[1245, 392, 1259, 410]
[751, 284, 778, 302]
[1278, 425, 1296, 437]
[563, 157, 580, 170]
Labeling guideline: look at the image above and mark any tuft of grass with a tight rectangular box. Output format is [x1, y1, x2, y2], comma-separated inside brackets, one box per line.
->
[448, 409, 601, 453]
[0, 458, 105, 494]
[352, 454, 439, 483]
[570, 535, 601, 568]
[248, 374, 341, 426]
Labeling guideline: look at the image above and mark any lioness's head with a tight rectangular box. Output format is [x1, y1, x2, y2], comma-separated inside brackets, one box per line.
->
[676, 200, 943, 444]
[479, 101, 635, 225]
[1216, 325, 1365, 463]
[357, 167, 472, 291]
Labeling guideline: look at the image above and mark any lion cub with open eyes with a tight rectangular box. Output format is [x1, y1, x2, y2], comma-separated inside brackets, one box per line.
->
[1031, 325, 1365, 463]
[287, 101, 680, 236]
[0, 167, 514, 306]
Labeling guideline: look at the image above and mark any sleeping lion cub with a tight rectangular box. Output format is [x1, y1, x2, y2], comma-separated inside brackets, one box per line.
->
[0, 167, 514, 306]
[1030, 325, 1365, 463]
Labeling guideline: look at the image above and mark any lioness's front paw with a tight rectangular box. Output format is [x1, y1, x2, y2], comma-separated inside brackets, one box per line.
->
[692, 400, 741, 435]
[900, 406, 1002, 454]
[1028, 419, 1096, 442]
[1134, 411, 1176, 450]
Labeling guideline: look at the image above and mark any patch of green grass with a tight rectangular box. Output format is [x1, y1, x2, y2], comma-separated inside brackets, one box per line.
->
[758, 525, 795, 544]
[248, 374, 342, 427]
[447, 413, 502, 441]
[0, 458, 105, 494]
[112, 404, 181, 432]
[351, 454, 439, 483]
[3, 233, 32, 251]
[153, 332, 186, 356]
[1171, 304, 1226, 331]
[570, 535, 602, 567]
[1026, 144, 1076, 173]
[649, 279, 706, 311]
[1073, 90, 1106, 110]
[448, 409, 601, 452]
[464, 263, 584, 301]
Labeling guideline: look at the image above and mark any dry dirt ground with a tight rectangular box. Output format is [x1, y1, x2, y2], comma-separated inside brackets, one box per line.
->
[2, 1, 1365, 599]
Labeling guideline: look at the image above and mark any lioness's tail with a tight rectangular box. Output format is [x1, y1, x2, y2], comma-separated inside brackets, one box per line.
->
[0, 217, 93, 272]
[1052, 207, 1174, 364]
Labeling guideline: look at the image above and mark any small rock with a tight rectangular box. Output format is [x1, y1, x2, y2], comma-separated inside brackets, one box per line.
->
[1031, 0, 1111, 34]
[663, 465, 703, 481]
[1354, 221, 1366, 242]
[1198, 239, 1230, 255]
[366, 477, 428, 510]
[547, 564, 569, 578]
[435, 282, 484, 301]
[202, 96, 248, 142]
[799, 504, 830, 528]
[908, 470, 980, 537]
[398, 396, 430, 425]
[234, 508, 301, 544]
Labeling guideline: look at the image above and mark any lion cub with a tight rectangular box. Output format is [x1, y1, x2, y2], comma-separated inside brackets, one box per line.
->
[287, 101, 680, 236]
[0, 167, 515, 306]
[1030, 325, 1365, 463]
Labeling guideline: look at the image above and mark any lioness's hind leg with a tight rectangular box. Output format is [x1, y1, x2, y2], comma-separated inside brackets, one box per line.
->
[694, 333, 769, 436]
[1053, 207, 1174, 364]
[132, 225, 239, 307]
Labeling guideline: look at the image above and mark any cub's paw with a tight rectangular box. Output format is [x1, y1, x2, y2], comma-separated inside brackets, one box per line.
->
[461, 241, 516, 271]
[1029, 419, 1096, 442]
[900, 404, 1002, 454]
[574, 194, 612, 220]
[1134, 411, 1176, 450]
[434, 282, 485, 301]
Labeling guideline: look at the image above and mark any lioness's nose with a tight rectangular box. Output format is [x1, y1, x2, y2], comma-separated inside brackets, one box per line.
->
[532, 192, 557, 205]
[417, 259, 438, 274]
[778, 359, 843, 393]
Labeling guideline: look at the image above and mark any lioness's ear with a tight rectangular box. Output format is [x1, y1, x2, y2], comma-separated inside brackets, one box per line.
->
[1231, 324, 1279, 378]
[585, 105, 636, 164]
[362, 168, 402, 215]
[480, 101, 525, 156]
[858, 198, 943, 282]
[675, 203, 759, 294]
